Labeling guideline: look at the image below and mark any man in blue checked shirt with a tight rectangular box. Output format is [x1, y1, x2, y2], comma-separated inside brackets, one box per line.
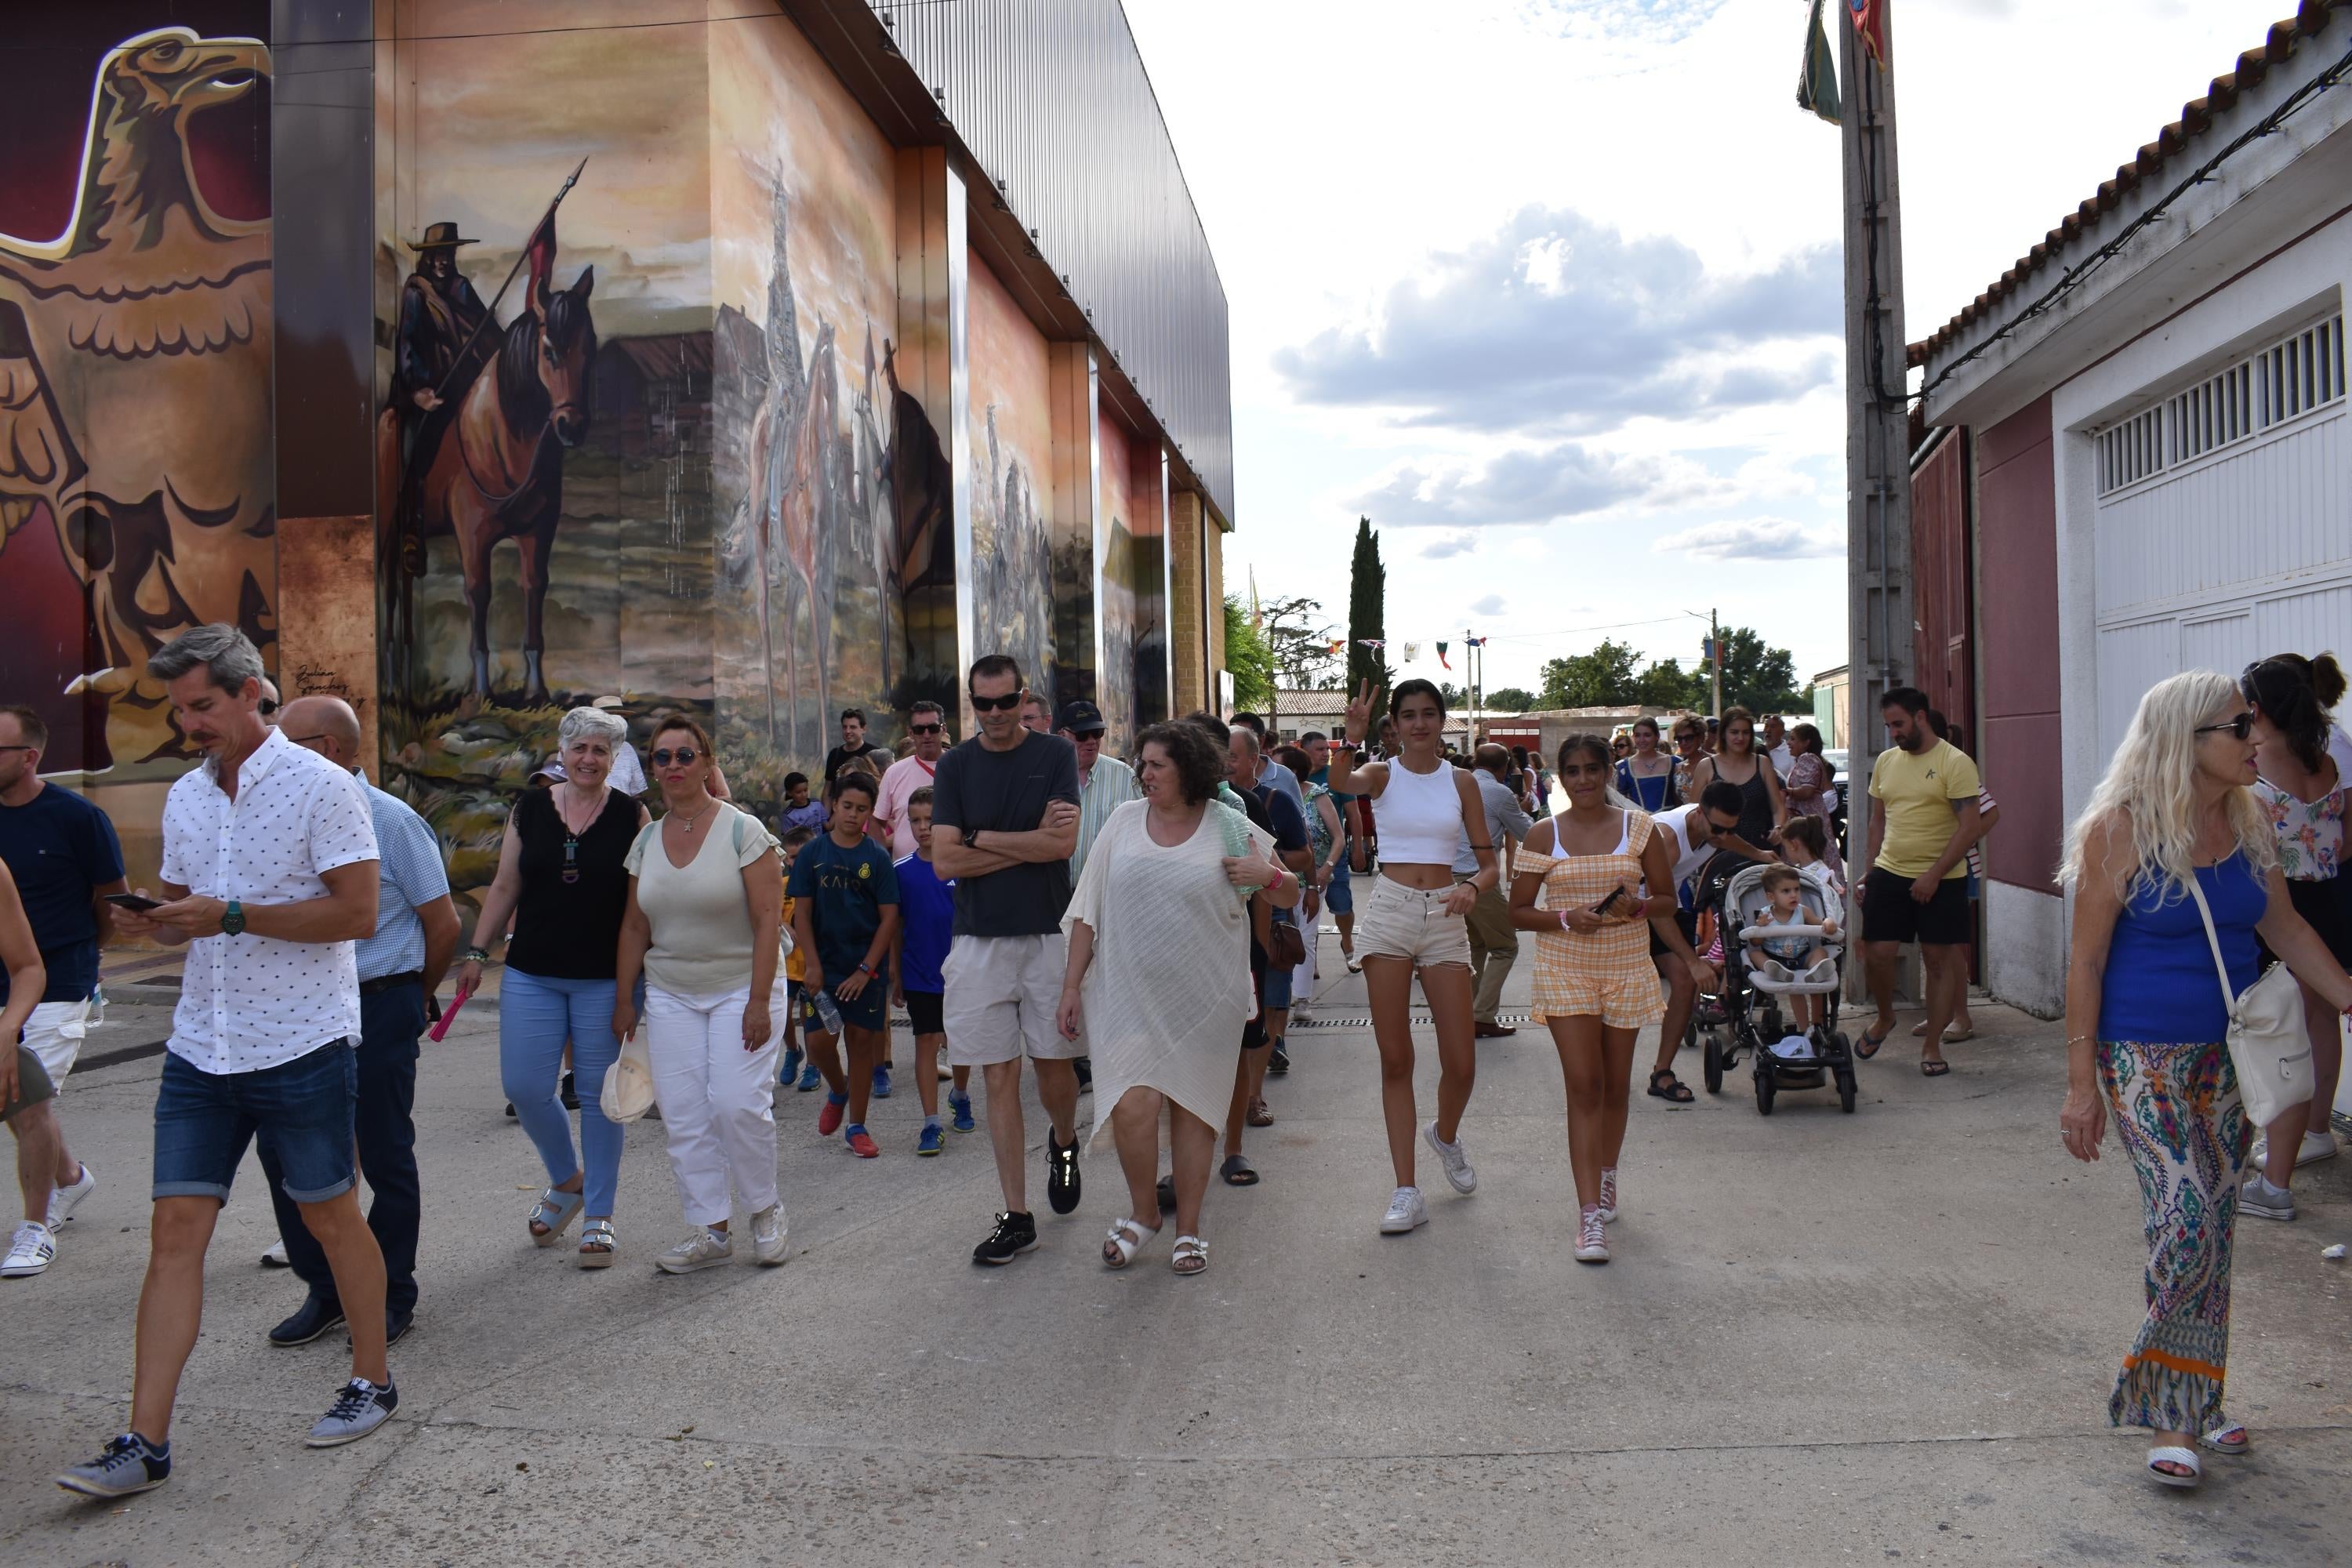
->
[267, 697, 459, 1351]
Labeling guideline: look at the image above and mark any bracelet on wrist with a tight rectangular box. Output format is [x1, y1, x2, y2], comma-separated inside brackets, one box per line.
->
[463, 946, 491, 963]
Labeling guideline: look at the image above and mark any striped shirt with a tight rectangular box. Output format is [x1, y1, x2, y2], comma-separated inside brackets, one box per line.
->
[354, 771, 452, 982]
[1070, 754, 1142, 883]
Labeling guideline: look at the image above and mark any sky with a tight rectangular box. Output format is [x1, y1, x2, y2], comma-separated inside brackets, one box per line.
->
[1120, 0, 2300, 698]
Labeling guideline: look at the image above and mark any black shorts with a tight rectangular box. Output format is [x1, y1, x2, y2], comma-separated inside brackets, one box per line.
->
[1649, 907, 1697, 960]
[2260, 877, 2352, 970]
[1862, 866, 1972, 946]
[905, 989, 944, 1036]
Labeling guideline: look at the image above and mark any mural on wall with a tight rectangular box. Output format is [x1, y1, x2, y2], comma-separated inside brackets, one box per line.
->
[1094, 409, 1140, 751]
[966, 249, 1055, 697]
[0, 16, 274, 776]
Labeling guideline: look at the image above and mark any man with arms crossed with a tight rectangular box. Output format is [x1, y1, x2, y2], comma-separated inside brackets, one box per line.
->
[0, 705, 125, 1278]
[929, 657, 1082, 1265]
[58, 626, 395, 1501]
[262, 696, 460, 1349]
[1857, 686, 1981, 1076]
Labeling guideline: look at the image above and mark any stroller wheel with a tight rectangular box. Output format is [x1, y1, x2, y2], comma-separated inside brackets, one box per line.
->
[1702, 1032, 1723, 1094]
[1755, 1063, 1776, 1116]
[1837, 1066, 1858, 1114]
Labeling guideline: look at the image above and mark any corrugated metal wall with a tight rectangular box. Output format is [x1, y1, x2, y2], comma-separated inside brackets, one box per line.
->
[872, 0, 1235, 524]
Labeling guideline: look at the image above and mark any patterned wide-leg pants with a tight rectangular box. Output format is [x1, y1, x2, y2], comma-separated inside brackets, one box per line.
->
[2098, 1038, 2247, 1434]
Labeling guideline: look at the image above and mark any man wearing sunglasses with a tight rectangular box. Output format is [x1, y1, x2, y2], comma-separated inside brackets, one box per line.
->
[927, 656, 1083, 1265]
[875, 702, 951, 859]
[1858, 686, 1982, 1076]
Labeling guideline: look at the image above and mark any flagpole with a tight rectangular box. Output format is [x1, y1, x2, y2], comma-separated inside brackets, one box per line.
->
[429, 156, 590, 407]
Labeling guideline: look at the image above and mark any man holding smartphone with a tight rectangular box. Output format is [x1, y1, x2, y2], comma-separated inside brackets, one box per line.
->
[0, 705, 126, 1279]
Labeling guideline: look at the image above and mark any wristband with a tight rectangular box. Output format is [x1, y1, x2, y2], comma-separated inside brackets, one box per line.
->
[1558, 909, 1573, 933]
[463, 946, 491, 963]
[859, 961, 880, 978]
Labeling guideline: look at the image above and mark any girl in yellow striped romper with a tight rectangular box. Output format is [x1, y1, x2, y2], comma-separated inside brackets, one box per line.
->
[1508, 733, 1679, 1264]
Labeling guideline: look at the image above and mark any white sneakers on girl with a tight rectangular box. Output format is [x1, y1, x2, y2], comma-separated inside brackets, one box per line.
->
[1574, 1206, 1610, 1264]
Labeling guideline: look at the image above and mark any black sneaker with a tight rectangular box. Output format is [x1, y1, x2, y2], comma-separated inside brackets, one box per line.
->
[1268, 1044, 1290, 1076]
[57, 1433, 170, 1499]
[561, 1071, 579, 1110]
[268, 1295, 346, 1347]
[971, 1210, 1039, 1265]
[1047, 1129, 1082, 1214]
[1073, 1055, 1094, 1091]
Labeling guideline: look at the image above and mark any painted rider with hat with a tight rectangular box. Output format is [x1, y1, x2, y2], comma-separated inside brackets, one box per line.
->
[390, 223, 492, 558]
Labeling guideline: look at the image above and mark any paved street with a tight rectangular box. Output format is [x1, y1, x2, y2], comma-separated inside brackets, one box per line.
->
[8, 933, 2352, 1566]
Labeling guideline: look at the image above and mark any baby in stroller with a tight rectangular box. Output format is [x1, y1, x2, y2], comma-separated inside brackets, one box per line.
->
[1746, 866, 1839, 1025]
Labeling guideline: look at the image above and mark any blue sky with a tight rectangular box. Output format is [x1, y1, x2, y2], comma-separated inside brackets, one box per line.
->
[1123, 0, 2296, 695]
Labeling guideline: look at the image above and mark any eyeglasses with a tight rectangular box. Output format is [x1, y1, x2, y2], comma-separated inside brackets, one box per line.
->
[284, 733, 332, 747]
[651, 747, 700, 766]
[0, 744, 34, 756]
[969, 692, 1022, 712]
[2195, 711, 2256, 741]
[909, 723, 943, 735]
[258, 699, 280, 717]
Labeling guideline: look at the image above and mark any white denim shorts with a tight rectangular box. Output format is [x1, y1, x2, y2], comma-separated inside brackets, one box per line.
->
[1354, 876, 1473, 970]
[22, 997, 92, 1083]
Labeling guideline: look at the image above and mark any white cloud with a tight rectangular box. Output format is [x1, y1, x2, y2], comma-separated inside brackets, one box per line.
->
[1421, 532, 1481, 559]
[1346, 441, 1727, 528]
[1651, 518, 1844, 561]
[1469, 593, 1508, 615]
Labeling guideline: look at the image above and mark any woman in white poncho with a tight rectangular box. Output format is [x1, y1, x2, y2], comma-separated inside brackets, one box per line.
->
[1056, 721, 1301, 1276]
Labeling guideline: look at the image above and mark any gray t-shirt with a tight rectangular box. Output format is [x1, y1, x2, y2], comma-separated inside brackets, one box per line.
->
[1453, 768, 1532, 875]
[929, 730, 1082, 938]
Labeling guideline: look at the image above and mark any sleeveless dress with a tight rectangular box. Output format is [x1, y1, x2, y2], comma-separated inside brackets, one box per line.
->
[1515, 810, 1666, 1029]
[1711, 755, 1777, 850]
[1613, 758, 1675, 813]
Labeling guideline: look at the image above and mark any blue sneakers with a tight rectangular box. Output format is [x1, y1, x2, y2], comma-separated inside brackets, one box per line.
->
[872, 1064, 893, 1099]
[795, 1061, 823, 1093]
[56, 1433, 170, 1498]
[949, 1090, 975, 1134]
[779, 1047, 804, 1087]
[916, 1122, 946, 1156]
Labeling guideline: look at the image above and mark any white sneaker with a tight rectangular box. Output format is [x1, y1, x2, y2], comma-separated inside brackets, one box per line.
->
[1378, 1186, 1428, 1235]
[2298, 1129, 2339, 1167]
[750, 1205, 789, 1266]
[1598, 1167, 1619, 1225]
[1573, 1206, 1610, 1263]
[656, 1227, 735, 1273]
[2, 1221, 56, 1277]
[1421, 1121, 1476, 1195]
[48, 1163, 95, 1227]
[261, 1239, 290, 1268]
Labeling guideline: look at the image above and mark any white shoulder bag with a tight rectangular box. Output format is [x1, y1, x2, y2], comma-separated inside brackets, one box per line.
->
[2183, 872, 2312, 1130]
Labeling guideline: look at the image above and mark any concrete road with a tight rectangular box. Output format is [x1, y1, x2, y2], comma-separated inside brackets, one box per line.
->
[6, 937, 2351, 1566]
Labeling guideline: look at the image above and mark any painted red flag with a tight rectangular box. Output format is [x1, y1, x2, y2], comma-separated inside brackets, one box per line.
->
[525, 209, 558, 299]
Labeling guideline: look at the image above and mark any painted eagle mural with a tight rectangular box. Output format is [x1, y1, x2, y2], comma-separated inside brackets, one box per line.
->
[0, 25, 274, 768]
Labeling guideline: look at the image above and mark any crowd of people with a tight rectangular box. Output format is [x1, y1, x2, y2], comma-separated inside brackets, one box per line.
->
[6, 620, 2349, 1498]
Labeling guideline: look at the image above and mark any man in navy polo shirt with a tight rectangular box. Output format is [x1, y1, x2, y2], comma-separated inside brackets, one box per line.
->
[0, 706, 125, 1279]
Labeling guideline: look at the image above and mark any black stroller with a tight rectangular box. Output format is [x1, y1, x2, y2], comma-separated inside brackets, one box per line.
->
[1690, 855, 1857, 1115]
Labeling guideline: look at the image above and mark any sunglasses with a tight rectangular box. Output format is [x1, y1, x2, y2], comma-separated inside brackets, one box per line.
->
[909, 723, 943, 735]
[969, 692, 1022, 712]
[259, 699, 280, 717]
[2194, 711, 2256, 741]
[651, 746, 700, 766]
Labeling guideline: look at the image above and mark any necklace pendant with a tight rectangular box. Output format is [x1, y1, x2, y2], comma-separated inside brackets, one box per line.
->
[561, 869, 581, 885]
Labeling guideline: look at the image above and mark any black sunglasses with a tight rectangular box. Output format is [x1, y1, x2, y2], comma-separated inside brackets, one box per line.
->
[651, 746, 700, 766]
[2194, 711, 2255, 741]
[909, 723, 943, 735]
[968, 692, 1022, 712]
[259, 699, 280, 717]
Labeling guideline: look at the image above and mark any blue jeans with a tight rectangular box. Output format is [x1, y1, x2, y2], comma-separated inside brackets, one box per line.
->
[499, 968, 624, 1217]
[259, 981, 425, 1315]
[153, 1038, 356, 1203]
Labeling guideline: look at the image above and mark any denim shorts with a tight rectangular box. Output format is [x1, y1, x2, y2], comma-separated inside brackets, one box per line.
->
[154, 1039, 357, 1204]
[1324, 863, 1354, 916]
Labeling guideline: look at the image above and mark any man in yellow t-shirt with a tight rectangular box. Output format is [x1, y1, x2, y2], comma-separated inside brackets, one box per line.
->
[1859, 688, 1982, 1076]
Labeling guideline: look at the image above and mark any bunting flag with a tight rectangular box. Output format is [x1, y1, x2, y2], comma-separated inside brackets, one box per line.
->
[1847, 0, 1887, 68]
[1327, 639, 1348, 657]
[1464, 636, 1487, 648]
[1436, 641, 1452, 670]
[1798, 0, 1840, 122]
[1403, 641, 1422, 662]
[1357, 639, 1385, 651]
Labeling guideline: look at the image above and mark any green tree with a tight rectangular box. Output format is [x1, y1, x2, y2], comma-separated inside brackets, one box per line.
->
[1346, 517, 1389, 699]
[1485, 686, 1537, 712]
[1260, 593, 1340, 692]
[1632, 658, 1704, 710]
[1223, 593, 1276, 710]
[1711, 626, 1804, 713]
[1537, 639, 1643, 709]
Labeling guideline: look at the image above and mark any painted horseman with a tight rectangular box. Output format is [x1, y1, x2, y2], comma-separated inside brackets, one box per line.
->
[390, 221, 491, 572]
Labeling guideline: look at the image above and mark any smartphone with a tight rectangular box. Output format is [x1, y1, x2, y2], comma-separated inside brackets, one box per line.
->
[1589, 887, 1630, 916]
[104, 893, 164, 913]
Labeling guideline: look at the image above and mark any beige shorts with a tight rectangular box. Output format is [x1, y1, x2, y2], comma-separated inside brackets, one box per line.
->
[943, 933, 1082, 1066]
[1355, 875, 1473, 970]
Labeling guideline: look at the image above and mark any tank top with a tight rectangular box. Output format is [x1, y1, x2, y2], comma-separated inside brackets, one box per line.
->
[506, 786, 640, 980]
[2252, 775, 2345, 882]
[1713, 754, 1776, 849]
[1374, 757, 1462, 866]
[2097, 852, 2265, 1044]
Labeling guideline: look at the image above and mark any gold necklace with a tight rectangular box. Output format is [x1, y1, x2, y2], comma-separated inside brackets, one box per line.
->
[672, 799, 717, 834]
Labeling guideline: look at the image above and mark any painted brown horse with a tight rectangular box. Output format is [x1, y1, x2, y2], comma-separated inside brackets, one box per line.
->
[744, 319, 835, 754]
[379, 261, 596, 702]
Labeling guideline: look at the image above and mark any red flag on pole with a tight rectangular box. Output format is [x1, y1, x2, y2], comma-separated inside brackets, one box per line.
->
[525, 210, 559, 305]
[1846, 0, 1887, 67]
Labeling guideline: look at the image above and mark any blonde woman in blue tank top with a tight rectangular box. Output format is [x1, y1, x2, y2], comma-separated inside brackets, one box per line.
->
[2059, 671, 2352, 1491]
[1327, 679, 1499, 1236]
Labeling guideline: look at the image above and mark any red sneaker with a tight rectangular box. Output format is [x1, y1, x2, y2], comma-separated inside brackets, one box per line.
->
[844, 1125, 880, 1159]
[816, 1098, 845, 1138]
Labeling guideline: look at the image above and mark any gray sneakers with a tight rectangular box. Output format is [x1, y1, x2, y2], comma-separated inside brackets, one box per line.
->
[307, 1377, 398, 1447]
[750, 1206, 789, 1266]
[657, 1226, 735, 1273]
[2241, 1174, 2296, 1221]
[56, 1433, 170, 1498]
[1421, 1121, 1477, 1195]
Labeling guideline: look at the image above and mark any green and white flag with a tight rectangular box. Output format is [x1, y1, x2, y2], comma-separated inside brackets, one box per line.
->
[1797, 0, 1840, 124]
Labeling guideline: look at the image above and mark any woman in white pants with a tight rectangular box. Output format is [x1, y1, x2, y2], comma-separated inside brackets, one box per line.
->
[614, 718, 790, 1272]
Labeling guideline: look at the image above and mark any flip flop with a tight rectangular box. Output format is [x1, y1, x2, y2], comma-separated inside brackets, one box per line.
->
[1920, 1058, 1951, 1077]
[1854, 1024, 1890, 1060]
[1912, 1022, 1976, 1042]
[1220, 1153, 1260, 1186]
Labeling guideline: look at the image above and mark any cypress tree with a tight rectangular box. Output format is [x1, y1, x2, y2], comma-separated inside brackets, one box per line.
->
[1346, 517, 1388, 699]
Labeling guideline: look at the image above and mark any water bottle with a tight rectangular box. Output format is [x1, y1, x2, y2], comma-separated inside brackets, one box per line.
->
[810, 986, 844, 1035]
[88, 983, 107, 1027]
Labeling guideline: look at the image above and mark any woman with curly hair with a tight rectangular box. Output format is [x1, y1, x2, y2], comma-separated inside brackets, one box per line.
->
[2058, 670, 2352, 1489]
[1056, 722, 1298, 1276]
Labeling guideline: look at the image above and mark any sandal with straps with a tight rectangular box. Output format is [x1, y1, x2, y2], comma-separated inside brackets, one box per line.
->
[2146, 1445, 2201, 1488]
[2201, 1421, 2249, 1455]
[528, 1187, 584, 1247]
[1646, 1069, 1694, 1103]
[576, 1218, 616, 1269]
[1102, 1217, 1159, 1269]
[1171, 1234, 1209, 1276]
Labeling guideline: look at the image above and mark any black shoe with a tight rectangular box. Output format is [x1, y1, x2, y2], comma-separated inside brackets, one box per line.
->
[1073, 1055, 1094, 1091]
[384, 1306, 414, 1348]
[1156, 1174, 1176, 1216]
[1047, 1129, 1082, 1214]
[561, 1071, 579, 1110]
[268, 1296, 346, 1348]
[971, 1210, 1039, 1265]
[1268, 1044, 1290, 1076]
[504, 1102, 517, 1118]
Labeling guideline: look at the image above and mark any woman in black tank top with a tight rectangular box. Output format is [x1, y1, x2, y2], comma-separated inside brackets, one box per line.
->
[1691, 707, 1786, 853]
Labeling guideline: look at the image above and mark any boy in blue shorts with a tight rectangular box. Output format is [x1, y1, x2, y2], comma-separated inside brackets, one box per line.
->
[786, 775, 900, 1158]
[890, 788, 968, 1152]
[776, 827, 825, 1091]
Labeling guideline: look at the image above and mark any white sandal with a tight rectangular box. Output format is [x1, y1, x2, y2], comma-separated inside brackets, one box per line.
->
[1171, 1234, 1209, 1276]
[528, 1187, 583, 1247]
[1102, 1217, 1158, 1269]
[2146, 1446, 2201, 1488]
[2201, 1421, 2249, 1455]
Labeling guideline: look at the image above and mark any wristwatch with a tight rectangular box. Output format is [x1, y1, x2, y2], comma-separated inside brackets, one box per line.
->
[963, 827, 982, 849]
[220, 898, 246, 936]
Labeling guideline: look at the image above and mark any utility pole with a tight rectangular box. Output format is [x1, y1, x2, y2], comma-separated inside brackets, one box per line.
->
[1710, 608, 1723, 720]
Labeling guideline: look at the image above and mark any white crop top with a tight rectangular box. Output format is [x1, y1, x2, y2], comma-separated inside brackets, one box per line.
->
[1374, 757, 1464, 866]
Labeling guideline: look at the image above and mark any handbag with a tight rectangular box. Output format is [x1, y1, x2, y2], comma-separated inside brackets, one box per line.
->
[2183, 871, 2313, 1129]
[600, 1029, 657, 1123]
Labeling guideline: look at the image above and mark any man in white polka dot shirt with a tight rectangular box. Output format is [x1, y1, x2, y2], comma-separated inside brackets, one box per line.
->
[56, 626, 396, 1502]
